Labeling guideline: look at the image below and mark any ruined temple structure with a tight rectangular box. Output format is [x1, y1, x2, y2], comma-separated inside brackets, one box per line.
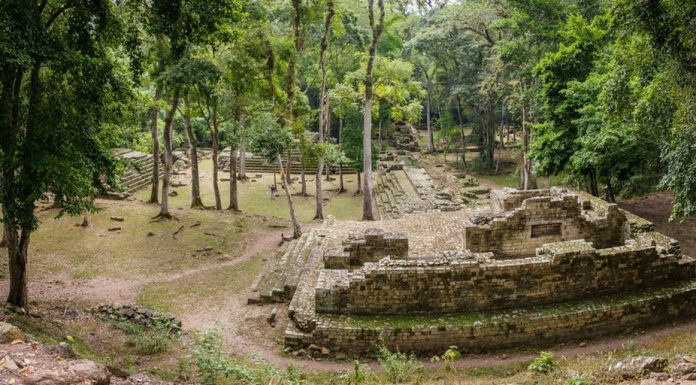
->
[250, 187, 696, 355]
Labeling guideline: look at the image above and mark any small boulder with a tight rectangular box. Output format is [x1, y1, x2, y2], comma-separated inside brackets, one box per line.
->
[47, 342, 76, 359]
[25, 359, 111, 385]
[266, 307, 277, 325]
[608, 356, 667, 379]
[109, 216, 124, 222]
[672, 356, 696, 380]
[0, 322, 25, 344]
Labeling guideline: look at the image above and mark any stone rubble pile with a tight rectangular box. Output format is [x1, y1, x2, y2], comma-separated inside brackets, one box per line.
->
[92, 305, 181, 333]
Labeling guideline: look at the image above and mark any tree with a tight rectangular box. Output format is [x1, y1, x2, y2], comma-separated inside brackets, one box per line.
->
[0, 0, 131, 307]
[249, 111, 302, 239]
[362, 0, 386, 221]
[315, 0, 336, 220]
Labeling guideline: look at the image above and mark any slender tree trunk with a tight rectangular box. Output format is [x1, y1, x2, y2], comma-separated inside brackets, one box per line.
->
[520, 87, 535, 190]
[184, 97, 204, 209]
[605, 175, 615, 203]
[159, 88, 180, 219]
[210, 121, 222, 210]
[426, 88, 434, 153]
[300, 158, 307, 196]
[315, 1, 334, 220]
[588, 168, 599, 197]
[456, 97, 467, 168]
[339, 163, 345, 193]
[362, 0, 385, 221]
[378, 119, 383, 150]
[285, 149, 292, 184]
[239, 146, 247, 180]
[148, 86, 162, 204]
[229, 147, 239, 211]
[357, 171, 362, 194]
[278, 154, 302, 239]
[6, 227, 29, 308]
[81, 208, 89, 227]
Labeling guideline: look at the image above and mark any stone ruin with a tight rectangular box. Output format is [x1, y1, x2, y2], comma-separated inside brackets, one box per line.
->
[393, 123, 420, 152]
[374, 154, 488, 219]
[250, 187, 696, 355]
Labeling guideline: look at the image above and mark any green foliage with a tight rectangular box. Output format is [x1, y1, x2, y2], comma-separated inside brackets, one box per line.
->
[564, 373, 589, 385]
[248, 109, 292, 164]
[376, 346, 422, 384]
[527, 351, 558, 374]
[431, 346, 462, 373]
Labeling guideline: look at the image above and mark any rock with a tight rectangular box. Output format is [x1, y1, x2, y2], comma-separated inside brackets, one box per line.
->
[110, 216, 124, 222]
[648, 372, 669, 381]
[168, 190, 178, 197]
[47, 342, 76, 359]
[107, 227, 121, 232]
[672, 356, 696, 380]
[335, 352, 348, 360]
[321, 347, 331, 356]
[2, 355, 20, 371]
[146, 232, 155, 237]
[473, 320, 484, 327]
[0, 322, 25, 344]
[267, 307, 278, 325]
[608, 356, 668, 379]
[579, 341, 587, 347]
[307, 344, 320, 353]
[106, 365, 130, 378]
[26, 359, 111, 385]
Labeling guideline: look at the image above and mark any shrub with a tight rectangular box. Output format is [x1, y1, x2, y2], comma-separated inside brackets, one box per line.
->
[528, 351, 558, 374]
[565, 373, 589, 385]
[431, 346, 462, 373]
[377, 346, 422, 384]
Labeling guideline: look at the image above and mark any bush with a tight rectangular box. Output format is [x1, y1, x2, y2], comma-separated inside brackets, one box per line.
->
[431, 346, 462, 373]
[528, 351, 558, 373]
[119, 321, 173, 356]
[377, 346, 422, 384]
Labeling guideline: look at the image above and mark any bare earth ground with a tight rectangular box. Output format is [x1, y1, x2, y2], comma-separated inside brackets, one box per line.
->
[0, 155, 694, 384]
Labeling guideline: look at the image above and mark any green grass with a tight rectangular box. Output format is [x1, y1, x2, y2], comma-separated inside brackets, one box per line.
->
[137, 256, 266, 315]
[134, 159, 363, 222]
[27, 202, 263, 280]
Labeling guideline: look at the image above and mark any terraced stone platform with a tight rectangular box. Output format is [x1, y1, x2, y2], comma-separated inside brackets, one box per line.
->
[249, 187, 696, 355]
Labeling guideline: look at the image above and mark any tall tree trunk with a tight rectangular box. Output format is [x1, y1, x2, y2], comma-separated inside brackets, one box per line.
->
[148, 86, 162, 204]
[210, 120, 222, 210]
[300, 158, 307, 196]
[357, 171, 362, 194]
[239, 145, 247, 180]
[605, 174, 616, 203]
[285, 149, 292, 184]
[6, 227, 29, 308]
[159, 88, 180, 219]
[315, 0, 334, 221]
[184, 97, 204, 209]
[378, 119, 383, 150]
[338, 117, 345, 193]
[456, 96, 467, 168]
[426, 87, 434, 153]
[362, 0, 385, 221]
[229, 147, 239, 211]
[278, 154, 302, 239]
[588, 168, 599, 197]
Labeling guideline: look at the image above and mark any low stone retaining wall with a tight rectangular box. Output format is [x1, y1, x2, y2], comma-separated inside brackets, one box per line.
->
[288, 279, 696, 354]
[315, 237, 695, 315]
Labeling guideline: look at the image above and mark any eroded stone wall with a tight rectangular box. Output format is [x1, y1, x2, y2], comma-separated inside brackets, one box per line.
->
[465, 192, 626, 258]
[323, 228, 408, 269]
[315, 238, 695, 315]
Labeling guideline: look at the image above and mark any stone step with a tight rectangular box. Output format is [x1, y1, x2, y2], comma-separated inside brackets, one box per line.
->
[249, 240, 293, 304]
[282, 231, 317, 298]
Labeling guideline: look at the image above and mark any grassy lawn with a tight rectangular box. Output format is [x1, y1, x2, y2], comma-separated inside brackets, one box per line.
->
[134, 159, 363, 222]
[24, 201, 263, 281]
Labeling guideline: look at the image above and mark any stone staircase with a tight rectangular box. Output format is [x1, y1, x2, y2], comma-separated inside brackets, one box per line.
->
[218, 148, 356, 175]
[248, 230, 322, 304]
[107, 149, 163, 197]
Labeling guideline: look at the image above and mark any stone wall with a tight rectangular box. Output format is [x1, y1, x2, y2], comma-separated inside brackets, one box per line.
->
[315, 237, 695, 315]
[324, 228, 408, 269]
[465, 192, 626, 258]
[289, 280, 696, 354]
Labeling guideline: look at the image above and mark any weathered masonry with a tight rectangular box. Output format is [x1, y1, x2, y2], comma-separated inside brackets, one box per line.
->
[251, 187, 696, 355]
